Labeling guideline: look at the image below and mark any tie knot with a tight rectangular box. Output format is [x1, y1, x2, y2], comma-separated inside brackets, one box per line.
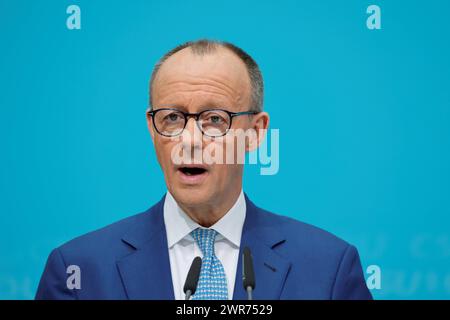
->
[191, 228, 217, 257]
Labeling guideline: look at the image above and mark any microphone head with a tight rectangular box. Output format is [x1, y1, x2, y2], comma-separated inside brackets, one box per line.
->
[242, 247, 255, 290]
[183, 256, 202, 295]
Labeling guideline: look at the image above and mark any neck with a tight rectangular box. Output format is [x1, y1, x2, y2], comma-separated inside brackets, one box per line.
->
[177, 188, 242, 227]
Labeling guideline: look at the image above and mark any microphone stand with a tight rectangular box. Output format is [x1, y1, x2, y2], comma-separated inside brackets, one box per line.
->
[185, 289, 193, 300]
[246, 286, 253, 300]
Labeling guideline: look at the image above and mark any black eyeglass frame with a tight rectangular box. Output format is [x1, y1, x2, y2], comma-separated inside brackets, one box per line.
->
[146, 107, 259, 137]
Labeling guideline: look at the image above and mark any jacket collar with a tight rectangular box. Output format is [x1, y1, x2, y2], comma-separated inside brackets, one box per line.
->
[117, 193, 291, 300]
[232, 194, 291, 300]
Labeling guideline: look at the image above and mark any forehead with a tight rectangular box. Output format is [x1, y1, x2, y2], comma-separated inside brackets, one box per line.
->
[152, 47, 251, 105]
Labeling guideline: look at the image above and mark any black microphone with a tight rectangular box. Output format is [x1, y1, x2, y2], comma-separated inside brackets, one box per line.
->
[183, 256, 202, 300]
[242, 247, 255, 300]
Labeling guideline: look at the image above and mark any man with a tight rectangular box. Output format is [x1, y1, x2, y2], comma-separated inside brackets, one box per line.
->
[36, 39, 372, 300]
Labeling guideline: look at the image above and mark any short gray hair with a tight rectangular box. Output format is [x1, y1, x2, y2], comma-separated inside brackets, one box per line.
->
[149, 39, 264, 112]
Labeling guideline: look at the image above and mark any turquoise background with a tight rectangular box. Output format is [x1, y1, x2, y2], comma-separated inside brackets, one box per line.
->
[1, 0, 449, 299]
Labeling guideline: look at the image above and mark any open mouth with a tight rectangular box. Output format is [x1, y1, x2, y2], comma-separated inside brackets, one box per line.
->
[178, 166, 208, 176]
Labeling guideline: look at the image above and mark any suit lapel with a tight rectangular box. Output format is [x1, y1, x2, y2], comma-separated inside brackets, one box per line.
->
[115, 193, 291, 300]
[117, 196, 175, 300]
[233, 195, 292, 300]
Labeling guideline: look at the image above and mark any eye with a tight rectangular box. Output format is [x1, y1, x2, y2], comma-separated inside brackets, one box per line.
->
[164, 112, 182, 122]
[204, 113, 226, 124]
[209, 115, 223, 123]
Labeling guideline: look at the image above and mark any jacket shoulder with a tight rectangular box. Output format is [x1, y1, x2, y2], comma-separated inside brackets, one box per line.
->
[56, 205, 159, 262]
[256, 207, 351, 253]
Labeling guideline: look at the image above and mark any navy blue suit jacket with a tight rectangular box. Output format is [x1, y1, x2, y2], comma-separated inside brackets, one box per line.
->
[35, 194, 373, 300]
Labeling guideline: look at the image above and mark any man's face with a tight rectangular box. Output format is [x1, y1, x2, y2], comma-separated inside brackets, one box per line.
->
[148, 47, 265, 210]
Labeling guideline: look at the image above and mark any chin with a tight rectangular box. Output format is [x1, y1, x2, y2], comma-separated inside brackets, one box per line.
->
[170, 185, 213, 207]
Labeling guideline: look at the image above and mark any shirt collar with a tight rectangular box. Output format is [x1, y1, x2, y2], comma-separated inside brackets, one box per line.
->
[163, 190, 246, 249]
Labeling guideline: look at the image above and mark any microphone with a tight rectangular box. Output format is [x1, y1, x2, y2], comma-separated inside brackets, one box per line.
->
[242, 247, 255, 300]
[183, 256, 202, 300]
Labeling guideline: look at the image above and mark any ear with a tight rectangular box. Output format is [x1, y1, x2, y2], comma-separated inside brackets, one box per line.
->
[146, 112, 156, 143]
[246, 112, 269, 152]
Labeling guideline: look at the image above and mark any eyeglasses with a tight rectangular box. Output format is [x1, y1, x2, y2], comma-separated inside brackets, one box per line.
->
[146, 107, 259, 137]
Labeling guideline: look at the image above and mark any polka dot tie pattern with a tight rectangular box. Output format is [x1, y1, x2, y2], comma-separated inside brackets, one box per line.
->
[190, 228, 228, 300]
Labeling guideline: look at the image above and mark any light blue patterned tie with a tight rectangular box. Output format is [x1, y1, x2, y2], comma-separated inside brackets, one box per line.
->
[190, 228, 228, 300]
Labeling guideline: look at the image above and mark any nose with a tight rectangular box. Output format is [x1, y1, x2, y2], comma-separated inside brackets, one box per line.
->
[182, 117, 203, 148]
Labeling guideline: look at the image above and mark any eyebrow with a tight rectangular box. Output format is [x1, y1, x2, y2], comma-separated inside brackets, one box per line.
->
[153, 103, 231, 113]
[197, 104, 230, 112]
[151, 104, 186, 111]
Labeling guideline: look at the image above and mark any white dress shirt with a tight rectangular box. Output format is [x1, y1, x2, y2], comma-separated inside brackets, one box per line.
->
[163, 190, 246, 300]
